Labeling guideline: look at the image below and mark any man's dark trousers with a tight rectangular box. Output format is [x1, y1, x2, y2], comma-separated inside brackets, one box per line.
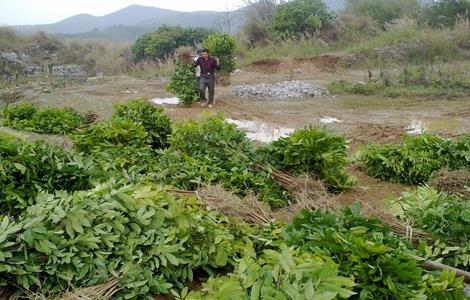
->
[196, 76, 205, 100]
[199, 74, 215, 104]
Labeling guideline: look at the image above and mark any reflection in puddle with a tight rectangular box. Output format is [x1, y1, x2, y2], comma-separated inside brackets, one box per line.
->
[226, 118, 295, 143]
[407, 117, 428, 135]
[320, 116, 343, 124]
[150, 97, 180, 105]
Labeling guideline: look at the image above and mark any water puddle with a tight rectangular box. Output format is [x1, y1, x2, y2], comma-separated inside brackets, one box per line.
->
[226, 118, 295, 143]
[320, 116, 343, 124]
[121, 90, 139, 94]
[406, 117, 428, 135]
[150, 97, 180, 105]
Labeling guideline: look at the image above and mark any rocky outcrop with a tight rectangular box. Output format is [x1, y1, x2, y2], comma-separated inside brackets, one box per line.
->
[1, 50, 87, 77]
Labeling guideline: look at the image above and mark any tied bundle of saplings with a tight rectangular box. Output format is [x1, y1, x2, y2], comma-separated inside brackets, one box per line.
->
[72, 118, 156, 173]
[392, 186, 470, 271]
[1, 102, 85, 135]
[167, 46, 200, 106]
[260, 126, 356, 192]
[358, 134, 470, 184]
[203, 33, 236, 86]
[185, 206, 467, 300]
[153, 116, 358, 208]
[71, 98, 172, 173]
[153, 114, 288, 208]
[0, 132, 94, 216]
[283, 207, 468, 299]
[0, 181, 254, 299]
[113, 98, 172, 149]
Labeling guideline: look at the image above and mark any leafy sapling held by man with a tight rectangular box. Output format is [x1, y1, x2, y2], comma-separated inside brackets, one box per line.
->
[167, 46, 200, 106]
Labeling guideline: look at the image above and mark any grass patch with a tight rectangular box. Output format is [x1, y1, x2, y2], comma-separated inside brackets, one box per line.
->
[128, 58, 175, 78]
[236, 38, 329, 67]
[343, 22, 470, 67]
[328, 63, 470, 98]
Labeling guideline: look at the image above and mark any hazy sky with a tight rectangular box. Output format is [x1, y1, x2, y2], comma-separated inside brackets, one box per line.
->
[0, 0, 246, 25]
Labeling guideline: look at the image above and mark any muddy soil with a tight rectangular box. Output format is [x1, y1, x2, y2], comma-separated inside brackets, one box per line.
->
[4, 61, 470, 207]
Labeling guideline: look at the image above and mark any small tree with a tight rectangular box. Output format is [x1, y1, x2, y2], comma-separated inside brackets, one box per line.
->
[243, 20, 270, 45]
[241, 0, 282, 44]
[166, 47, 199, 106]
[132, 26, 214, 61]
[203, 33, 237, 75]
[270, 0, 335, 38]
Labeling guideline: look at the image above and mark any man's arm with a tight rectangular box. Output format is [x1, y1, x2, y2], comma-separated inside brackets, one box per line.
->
[214, 57, 220, 70]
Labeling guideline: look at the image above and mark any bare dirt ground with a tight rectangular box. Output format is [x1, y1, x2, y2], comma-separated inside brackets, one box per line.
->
[6, 59, 470, 210]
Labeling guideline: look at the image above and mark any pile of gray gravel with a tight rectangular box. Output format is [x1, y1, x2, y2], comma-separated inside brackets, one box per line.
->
[229, 80, 329, 100]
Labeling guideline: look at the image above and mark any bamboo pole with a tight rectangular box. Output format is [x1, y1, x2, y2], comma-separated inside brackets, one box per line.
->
[411, 255, 470, 283]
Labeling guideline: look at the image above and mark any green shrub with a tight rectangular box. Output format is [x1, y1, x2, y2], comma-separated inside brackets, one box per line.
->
[2, 103, 84, 135]
[72, 119, 155, 172]
[270, 0, 335, 38]
[262, 127, 356, 192]
[113, 98, 172, 149]
[204, 33, 236, 75]
[0, 182, 252, 298]
[166, 63, 200, 105]
[358, 134, 470, 184]
[0, 132, 93, 215]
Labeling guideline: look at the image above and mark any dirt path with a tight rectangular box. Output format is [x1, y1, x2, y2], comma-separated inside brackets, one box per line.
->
[337, 167, 410, 211]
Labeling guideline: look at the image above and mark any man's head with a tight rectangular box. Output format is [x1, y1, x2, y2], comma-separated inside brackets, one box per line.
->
[201, 49, 209, 60]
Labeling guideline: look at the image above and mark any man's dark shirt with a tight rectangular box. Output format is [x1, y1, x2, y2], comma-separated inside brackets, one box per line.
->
[195, 56, 218, 75]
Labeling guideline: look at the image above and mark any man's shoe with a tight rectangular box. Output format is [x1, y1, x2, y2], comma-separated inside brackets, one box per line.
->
[208, 104, 213, 108]
[200, 101, 207, 107]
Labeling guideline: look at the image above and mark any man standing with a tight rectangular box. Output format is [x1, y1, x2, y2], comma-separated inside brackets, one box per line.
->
[194, 49, 218, 108]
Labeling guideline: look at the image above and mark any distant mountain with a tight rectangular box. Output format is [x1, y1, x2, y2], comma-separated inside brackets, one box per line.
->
[14, 5, 229, 34]
[13, 1, 347, 41]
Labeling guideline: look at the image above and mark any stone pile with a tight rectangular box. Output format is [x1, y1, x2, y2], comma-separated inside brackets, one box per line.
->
[230, 80, 329, 100]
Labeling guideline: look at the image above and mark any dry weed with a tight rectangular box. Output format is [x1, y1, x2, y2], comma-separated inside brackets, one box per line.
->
[197, 185, 274, 224]
[429, 169, 470, 199]
[1, 279, 120, 300]
[176, 46, 194, 65]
